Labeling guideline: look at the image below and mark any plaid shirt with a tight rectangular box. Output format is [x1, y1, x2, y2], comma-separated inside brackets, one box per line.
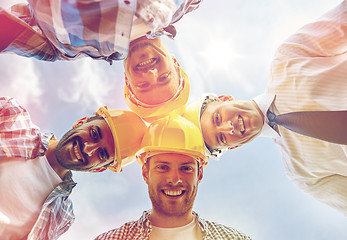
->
[95, 210, 252, 240]
[0, 0, 202, 64]
[0, 97, 76, 240]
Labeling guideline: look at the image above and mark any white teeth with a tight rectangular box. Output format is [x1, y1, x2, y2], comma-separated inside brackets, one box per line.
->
[164, 190, 183, 196]
[74, 143, 82, 161]
[239, 116, 245, 133]
[138, 58, 154, 66]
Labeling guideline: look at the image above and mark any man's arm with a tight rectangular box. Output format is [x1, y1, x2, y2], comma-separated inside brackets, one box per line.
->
[275, 1, 347, 58]
[0, 8, 26, 51]
[0, 4, 60, 61]
[299, 174, 347, 216]
[137, 0, 203, 38]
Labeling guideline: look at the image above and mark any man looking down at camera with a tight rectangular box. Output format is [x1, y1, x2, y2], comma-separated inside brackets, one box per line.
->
[96, 115, 251, 240]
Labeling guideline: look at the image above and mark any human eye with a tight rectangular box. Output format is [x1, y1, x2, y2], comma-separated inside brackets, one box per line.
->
[158, 72, 171, 84]
[181, 165, 194, 173]
[98, 148, 109, 162]
[89, 127, 99, 141]
[155, 164, 169, 172]
[214, 112, 222, 126]
[218, 133, 227, 146]
[136, 82, 150, 91]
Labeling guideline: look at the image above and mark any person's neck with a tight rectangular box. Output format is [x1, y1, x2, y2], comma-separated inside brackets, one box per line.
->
[46, 140, 69, 179]
[149, 210, 194, 228]
[252, 100, 265, 124]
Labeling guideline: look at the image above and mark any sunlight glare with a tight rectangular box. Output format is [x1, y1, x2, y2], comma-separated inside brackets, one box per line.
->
[198, 38, 237, 73]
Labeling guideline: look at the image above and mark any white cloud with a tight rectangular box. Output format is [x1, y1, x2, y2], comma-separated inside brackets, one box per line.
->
[0, 55, 42, 105]
[56, 59, 118, 109]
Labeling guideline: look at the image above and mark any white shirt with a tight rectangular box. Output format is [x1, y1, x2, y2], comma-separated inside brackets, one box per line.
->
[263, 1, 347, 215]
[150, 218, 203, 240]
[252, 93, 277, 138]
[0, 156, 62, 239]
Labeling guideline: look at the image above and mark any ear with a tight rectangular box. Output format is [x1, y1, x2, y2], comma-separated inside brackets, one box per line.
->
[197, 167, 204, 183]
[124, 73, 129, 84]
[89, 167, 107, 173]
[72, 116, 88, 128]
[218, 95, 234, 102]
[124, 74, 133, 90]
[142, 164, 149, 184]
[172, 56, 180, 67]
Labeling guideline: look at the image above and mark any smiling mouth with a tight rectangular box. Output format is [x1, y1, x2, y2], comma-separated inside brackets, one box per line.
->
[162, 189, 185, 197]
[73, 140, 85, 163]
[238, 115, 245, 135]
[136, 58, 158, 71]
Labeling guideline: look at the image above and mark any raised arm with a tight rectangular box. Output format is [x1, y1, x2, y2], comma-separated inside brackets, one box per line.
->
[275, 1, 347, 58]
[0, 4, 61, 61]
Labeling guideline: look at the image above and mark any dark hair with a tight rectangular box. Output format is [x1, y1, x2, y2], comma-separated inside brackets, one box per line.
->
[199, 95, 225, 158]
[200, 95, 218, 117]
[86, 115, 104, 123]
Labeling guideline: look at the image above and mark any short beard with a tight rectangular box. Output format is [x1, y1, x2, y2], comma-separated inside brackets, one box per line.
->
[148, 184, 197, 218]
[55, 128, 86, 171]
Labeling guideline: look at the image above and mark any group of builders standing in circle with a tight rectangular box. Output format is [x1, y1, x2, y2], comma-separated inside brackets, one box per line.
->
[0, 0, 346, 239]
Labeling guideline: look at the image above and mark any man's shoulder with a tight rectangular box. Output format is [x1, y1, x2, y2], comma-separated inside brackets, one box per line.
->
[202, 218, 252, 240]
[0, 96, 35, 131]
[0, 96, 23, 109]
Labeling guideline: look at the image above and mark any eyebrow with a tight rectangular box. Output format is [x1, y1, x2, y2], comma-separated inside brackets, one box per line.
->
[96, 126, 103, 139]
[181, 162, 197, 167]
[153, 161, 196, 166]
[211, 112, 220, 146]
[96, 126, 111, 160]
[105, 149, 110, 161]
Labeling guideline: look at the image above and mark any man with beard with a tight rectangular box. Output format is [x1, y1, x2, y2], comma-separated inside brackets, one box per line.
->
[0, 97, 147, 240]
[0, 0, 194, 122]
[95, 115, 251, 240]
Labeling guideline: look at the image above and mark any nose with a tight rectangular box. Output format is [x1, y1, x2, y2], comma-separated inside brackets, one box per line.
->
[167, 168, 183, 185]
[83, 141, 100, 157]
[218, 120, 234, 134]
[143, 68, 158, 83]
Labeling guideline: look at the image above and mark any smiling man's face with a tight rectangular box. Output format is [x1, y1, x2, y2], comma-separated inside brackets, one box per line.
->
[200, 99, 264, 149]
[143, 153, 202, 218]
[55, 118, 115, 172]
[124, 37, 180, 105]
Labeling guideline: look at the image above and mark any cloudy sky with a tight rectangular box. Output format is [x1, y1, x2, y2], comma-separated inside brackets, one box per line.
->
[1, 0, 347, 239]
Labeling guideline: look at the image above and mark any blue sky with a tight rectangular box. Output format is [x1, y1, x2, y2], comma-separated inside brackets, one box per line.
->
[1, 0, 347, 239]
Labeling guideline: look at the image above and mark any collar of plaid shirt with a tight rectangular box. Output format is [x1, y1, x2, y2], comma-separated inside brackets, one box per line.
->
[22, 133, 77, 240]
[95, 210, 252, 240]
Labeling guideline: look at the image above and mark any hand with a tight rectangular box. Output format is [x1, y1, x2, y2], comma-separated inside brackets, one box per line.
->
[136, 0, 176, 34]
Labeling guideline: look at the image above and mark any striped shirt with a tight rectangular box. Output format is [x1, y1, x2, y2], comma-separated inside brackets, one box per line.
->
[264, 1, 347, 215]
[95, 210, 251, 240]
[0, 0, 202, 63]
[0, 97, 76, 240]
